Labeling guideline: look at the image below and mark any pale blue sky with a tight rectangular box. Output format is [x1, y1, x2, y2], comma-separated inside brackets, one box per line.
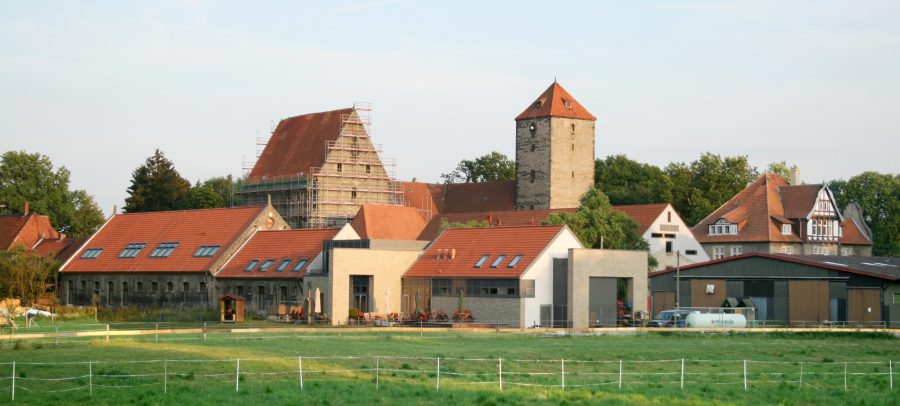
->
[2, 1, 898, 215]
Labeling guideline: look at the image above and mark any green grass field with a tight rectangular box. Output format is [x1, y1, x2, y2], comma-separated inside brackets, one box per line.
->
[0, 329, 897, 405]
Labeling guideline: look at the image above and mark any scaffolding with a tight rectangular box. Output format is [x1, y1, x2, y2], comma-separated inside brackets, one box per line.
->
[236, 103, 403, 229]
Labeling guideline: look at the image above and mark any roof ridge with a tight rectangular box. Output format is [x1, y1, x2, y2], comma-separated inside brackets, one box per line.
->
[280, 107, 354, 122]
[117, 205, 265, 216]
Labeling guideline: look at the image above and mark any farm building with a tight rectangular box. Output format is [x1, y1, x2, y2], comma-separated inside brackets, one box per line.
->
[0, 202, 84, 262]
[649, 253, 899, 327]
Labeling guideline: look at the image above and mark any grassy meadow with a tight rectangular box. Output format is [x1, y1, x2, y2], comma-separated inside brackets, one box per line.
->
[0, 329, 897, 405]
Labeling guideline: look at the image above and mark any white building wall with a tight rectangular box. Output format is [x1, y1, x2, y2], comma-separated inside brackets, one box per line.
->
[520, 227, 583, 327]
[643, 205, 709, 269]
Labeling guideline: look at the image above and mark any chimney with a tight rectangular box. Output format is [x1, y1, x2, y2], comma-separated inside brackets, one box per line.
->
[450, 249, 456, 260]
[59, 233, 66, 241]
[22, 202, 29, 216]
[790, 166, 801, 185]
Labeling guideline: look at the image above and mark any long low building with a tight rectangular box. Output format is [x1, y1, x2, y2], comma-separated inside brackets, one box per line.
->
[648, 253, 899, 327]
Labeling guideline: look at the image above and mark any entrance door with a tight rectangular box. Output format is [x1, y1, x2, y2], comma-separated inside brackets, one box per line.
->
[540, 305, 552, 328]
[351, 276, 371, 312]
[588, 277, 617, 327]
[848, 288, 882, 326]
[788, 280, 829, 325]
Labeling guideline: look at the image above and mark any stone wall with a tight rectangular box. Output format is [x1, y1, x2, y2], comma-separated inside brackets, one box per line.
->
[516, 117, 552, 209]
[431, 296, 523, 327]
[61, 272, 213, 308]
[515, 116, 594, 210]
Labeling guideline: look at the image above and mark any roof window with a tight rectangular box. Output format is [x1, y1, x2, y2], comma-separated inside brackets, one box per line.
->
[507, 255, 523, 268]
[244, 259, 259, 272]
[474, 254, 490, 268]
[118, 243, 146, 258]
[276, 259, 292, 272]
[291, 258, 309, 272]
[258, 259, 275, 272]
[490, 255, 507, 268]
[81, 248, 103, 259]
[194, 245, 221, 257]
[564, 100, 572, 109]
[150, 242, 179, 258]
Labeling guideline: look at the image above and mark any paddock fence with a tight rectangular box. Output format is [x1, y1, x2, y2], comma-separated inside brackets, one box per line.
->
[0, 355, 895, 400]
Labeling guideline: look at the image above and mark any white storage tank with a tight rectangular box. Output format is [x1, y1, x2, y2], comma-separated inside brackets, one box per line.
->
[685, 313, 747, 328]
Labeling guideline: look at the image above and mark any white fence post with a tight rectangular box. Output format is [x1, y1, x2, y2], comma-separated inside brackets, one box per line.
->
[155, 323, 159, 343]
[105, 324, 110, 344]
[163, 359, 168, 394]
[375, 356, 380, 390]
[498, 358, 503, 391]
[10, 360, 15, 401]
[235, 358, 240, 392]
[618, 359, 623, 389]
[89, 360, 93, 397]
[844, 362, 848, 391]
[436, 357, 441, 391]
[203, 322, 207, 342]
[798, 362, 803, 388]
[743, 360, 747, 391]
[560, 358, 565, 390]
[298, 356, 303, 390]
[890, 360, 893, 390]
[680, 358, 685, 390]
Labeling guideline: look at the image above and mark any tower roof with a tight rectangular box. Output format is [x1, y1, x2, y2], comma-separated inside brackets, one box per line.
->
[515, 82, 596, 121]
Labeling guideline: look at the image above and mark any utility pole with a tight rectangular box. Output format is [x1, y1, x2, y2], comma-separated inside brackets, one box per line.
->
[675, 250, 681, 309]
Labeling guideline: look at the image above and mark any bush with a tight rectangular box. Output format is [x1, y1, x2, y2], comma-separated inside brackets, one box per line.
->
[97, 306, 218, 322]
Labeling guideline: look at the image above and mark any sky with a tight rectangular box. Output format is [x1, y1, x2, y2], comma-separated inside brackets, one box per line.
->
[1, 0, 898, 216]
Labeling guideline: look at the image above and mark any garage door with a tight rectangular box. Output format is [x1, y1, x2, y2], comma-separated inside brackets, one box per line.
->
[848, 288, 882, 326]
[788, 280, 829, 325]
[652, 291, 675, 316]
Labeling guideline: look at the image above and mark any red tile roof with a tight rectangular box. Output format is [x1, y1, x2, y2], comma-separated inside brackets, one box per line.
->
[404, 225, 568, 278]
[515, 82, 596, 121]
[443, 181, 517, 213]
[0, 212, 58, 250]
[840, 218, 872, 245]
[417, 208, 576, 241]
[399, 181, 444, 216]
[780, 184, 820, 218]
[650, 252, 896, 281]
[351, 205, 427, 240]
[610, 204, 670, 235]
[62, 206, 268, 273]
[33, 237, 86, 263]
[216, 228, 341, 278]
[247, 108, 352, 181]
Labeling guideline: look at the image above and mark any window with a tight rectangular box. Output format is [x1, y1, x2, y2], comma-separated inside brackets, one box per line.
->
[258, 259, 275, 272]
[565, 101, 573, 109]
[529, 122, 537, 135]
[118, 243, 146, 258]
[685, 250, 697, 255]
[782, 224, 792, 235]
[107, 281, 113, 305]
[507, 255, 523, 268]
[530, 170, 535, 183]
[490, 255, 506, 268]
[365, 165, 371, 174]
[668, 211, 672, 222]
[337, 163, 343, 173]
[895, 292, 900, 304]
[237, 285, 244, 296]
[276, 259, 292, 272]
[244, 259, 260, 272]
[841, 247, 853, 256]
[150, 242, 179, 258]
[713, 247, 725, 260]
[813, 245, 828, 255]
[94, 281, 100, 291]
[571, 170, 575, 178]
[571, 144, 575, 152]
[474, 255, 490, 268]
[199, 282, 206, 292]
[291, 259, 308, 272]
[351, 188, 357, 199]
[81, 248, 103, 259]
[183, 282, 190, 292]
[194, 245, 221, 257]
[530, 144, 536, 152]
[708, 220, 737, 236]
[151, 282, 158, 292]
[651, 233, 663, 238]
[781, 246, 793, 254]
[730, 246, 743, 257]
[136, 282, 144, 292]
[665, 241, 673, 253]
[81, 280, 86, 290]
[166, 282, 174, 292]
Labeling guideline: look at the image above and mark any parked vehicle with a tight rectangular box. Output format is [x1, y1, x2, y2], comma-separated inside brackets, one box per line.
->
[685, 313, 747, 328]
[648, 310, 698, 327]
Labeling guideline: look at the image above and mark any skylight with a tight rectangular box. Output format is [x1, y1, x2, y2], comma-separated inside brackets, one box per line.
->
[276, 259, 292, 272]
[81, 248, 103, 259]
[292, 258, 308, 272]
[118, 243, 146, 258]
[490, 255, 507, 268]
[507, 255, 523, 268]
[258, 259, 275, 272]
[474, 255, 490, 268]
[150, 242, 179, 258]
[244, 259, 259, 272]
[823, 261, 848, 267]
[194, 245, 221, 257]
[862, 262, 898, 268]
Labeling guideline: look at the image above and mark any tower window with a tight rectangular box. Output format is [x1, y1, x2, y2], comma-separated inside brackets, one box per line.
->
[530, 144, 536, 152]
[530, 170, 535, 183]
[365, 164, 371, 174]
[564, 101, 573, 109]
[571, 123, 576, 132]
[571, 143, 575, 151]
[571, 171, 575, 178]
[529, 123, 536, 136]
[351, 188, 357, 199]
[336, 163, 343, 173]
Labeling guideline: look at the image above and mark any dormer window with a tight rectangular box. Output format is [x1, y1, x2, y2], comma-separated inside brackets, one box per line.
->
[564, 100, 572, 109]
[474, 254, 490, 268]
[150, 242, 179, 258]
[782, 224, 792, 235]
[490, 255, 507, 268]
[119, 243, 147, 258]
[708, 220, 737, 236]
[81, 248, 103, 259]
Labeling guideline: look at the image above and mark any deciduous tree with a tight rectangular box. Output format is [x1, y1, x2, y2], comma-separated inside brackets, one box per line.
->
[832, 172, 899, 256]
[595, 155, 672, 205]
[665, 153, 758, 225]
[440, 151, 515, 183]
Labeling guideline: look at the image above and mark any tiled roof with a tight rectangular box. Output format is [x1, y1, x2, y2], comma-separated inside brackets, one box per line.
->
[610, 204, 670, 235]
[417, 208, 576, 241]
[404, 225, 567, 278]
[62, 206, 269, 273]
[247, 108, 352, 181]
[216, 228, 340, 278]
[515, 82, 596, 121]
[33, 237, 86, 263]
[840, 218, 872, 245]
[351, 205, 427, 240]
[650, 253, 898, 281]
[443, 181, 517, 213]
[0, 213, 58, 250]
[691, 173, 870, 246]
[0, 214, 29, 250]
[399, 181, 444, 216]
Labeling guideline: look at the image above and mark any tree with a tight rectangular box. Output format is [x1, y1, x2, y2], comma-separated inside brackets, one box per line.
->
[834, 172, 899, 256]
[180, 184, 225, 210]
[544, 186, 657, 270]
[665, 153, 759, 226]
[440, 151, 515, 183]
[199, 175, 240, 207]
[438, 218, 491, 233]
[767, 161, 791, 181]
[595, 155, 673, 205]
[124, 149, 191, 213]
[0, 150, 105, 235]
[0, 245, 59, 306]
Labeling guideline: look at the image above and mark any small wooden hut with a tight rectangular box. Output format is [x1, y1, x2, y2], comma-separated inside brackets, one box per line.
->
[218, 294, 245, 323]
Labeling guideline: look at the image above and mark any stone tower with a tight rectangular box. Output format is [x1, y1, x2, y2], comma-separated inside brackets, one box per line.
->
[515, 82, 596, 210]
